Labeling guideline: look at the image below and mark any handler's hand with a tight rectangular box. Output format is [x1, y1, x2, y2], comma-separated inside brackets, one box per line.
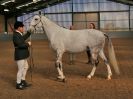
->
[28, 41, 31, 46]
[27, 26, 35, 34]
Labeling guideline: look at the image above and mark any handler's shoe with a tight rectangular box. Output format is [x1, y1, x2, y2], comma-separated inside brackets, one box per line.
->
[16, 83, 25, 90]
[21, 80, 32, 87]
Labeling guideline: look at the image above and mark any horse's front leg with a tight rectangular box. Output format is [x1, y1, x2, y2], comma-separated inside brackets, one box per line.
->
[55, 50, 65, 82]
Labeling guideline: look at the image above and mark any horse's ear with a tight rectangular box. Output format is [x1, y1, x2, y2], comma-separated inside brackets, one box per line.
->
[39, 11, 44, 17]
[39, 11, 42, 15]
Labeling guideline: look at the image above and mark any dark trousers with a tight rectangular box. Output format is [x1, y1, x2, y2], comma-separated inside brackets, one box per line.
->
[86, 50, 91, 62]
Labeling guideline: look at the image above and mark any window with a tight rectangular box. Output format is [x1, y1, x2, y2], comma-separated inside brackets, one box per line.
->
[73, 1, 98, 12]
[44, 1, 72, 13]
[130, 6, 133, 30]
[73, 13, 98, 29]
[100, 1, 129, 11]
[46, 14, 72, 28]
[100, 12, 129, 31]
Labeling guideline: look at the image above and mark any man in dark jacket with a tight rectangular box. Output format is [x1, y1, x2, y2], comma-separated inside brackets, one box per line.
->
[13, 21, 32, 90]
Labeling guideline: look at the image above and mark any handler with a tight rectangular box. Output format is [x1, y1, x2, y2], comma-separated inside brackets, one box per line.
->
[13, 21, 32, 90]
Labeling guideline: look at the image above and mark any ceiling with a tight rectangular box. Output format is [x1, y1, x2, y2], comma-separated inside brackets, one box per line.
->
[108, 0, 133, 5]
[0, 0, 69, 17]
[0, 0, 132, 17]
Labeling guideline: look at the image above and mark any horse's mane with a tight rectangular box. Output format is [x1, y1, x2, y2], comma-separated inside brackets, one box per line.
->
[41, 15, 66, 30]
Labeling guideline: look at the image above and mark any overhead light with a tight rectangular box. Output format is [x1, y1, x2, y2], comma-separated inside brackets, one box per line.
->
[1, 0, 15, 5]
[33, 0, 41, 3]
[4, 9, 9, 12]
[16, 2, 33, 9]
[25, 2, 34, 6]
[16, 4, 25, 9]
[33, 0, 37, 3]
[16, 0, 41, 9]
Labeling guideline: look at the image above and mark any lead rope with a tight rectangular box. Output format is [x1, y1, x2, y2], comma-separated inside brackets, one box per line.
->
[28, 13, 45, 83]
[28, 15, 41, 82]
[24, 15, 35, 83]
[29, 31, 35, 83]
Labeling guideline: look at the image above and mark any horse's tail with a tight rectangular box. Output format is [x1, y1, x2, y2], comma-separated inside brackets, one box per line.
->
[104, 34, 120, 75]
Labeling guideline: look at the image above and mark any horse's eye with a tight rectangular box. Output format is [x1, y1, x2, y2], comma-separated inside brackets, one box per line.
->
[35, 18, 38, 21]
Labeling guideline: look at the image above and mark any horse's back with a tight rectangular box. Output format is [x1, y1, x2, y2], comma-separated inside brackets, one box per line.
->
[63, 29, 105, 52]
[87, 29, 105, 38]
[69, 29, 105, 42]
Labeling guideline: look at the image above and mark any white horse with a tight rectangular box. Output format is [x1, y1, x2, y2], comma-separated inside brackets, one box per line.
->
[29, 14, 120, 82]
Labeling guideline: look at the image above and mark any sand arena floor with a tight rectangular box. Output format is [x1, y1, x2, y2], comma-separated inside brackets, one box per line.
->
[0, 38, 133, 99]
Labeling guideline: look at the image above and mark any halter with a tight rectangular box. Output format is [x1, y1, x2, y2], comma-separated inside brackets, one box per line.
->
[31, 15, 45, 34]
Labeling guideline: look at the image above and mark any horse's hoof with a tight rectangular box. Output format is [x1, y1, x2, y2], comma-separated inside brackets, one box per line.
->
[107, 76, 111, 80]
[62, 78, 66, 83]
[87, 75, 91, 79]
[57, 77, 66, 82]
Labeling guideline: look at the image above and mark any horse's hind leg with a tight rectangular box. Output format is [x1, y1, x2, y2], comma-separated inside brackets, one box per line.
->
[99, 50, 112, 80]
[87, 52, 98, 79]
[55, 50, 65, 81]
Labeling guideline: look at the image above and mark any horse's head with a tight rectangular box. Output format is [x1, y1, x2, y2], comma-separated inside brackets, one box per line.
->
[29, 15, 43, 33]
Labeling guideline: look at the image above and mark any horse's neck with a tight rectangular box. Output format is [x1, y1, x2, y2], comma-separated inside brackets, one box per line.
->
[42, 16, 59, 28]
[42, 16, 62, 40]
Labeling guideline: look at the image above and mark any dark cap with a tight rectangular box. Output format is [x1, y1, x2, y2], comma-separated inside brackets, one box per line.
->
[14, 21, 24, 29]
